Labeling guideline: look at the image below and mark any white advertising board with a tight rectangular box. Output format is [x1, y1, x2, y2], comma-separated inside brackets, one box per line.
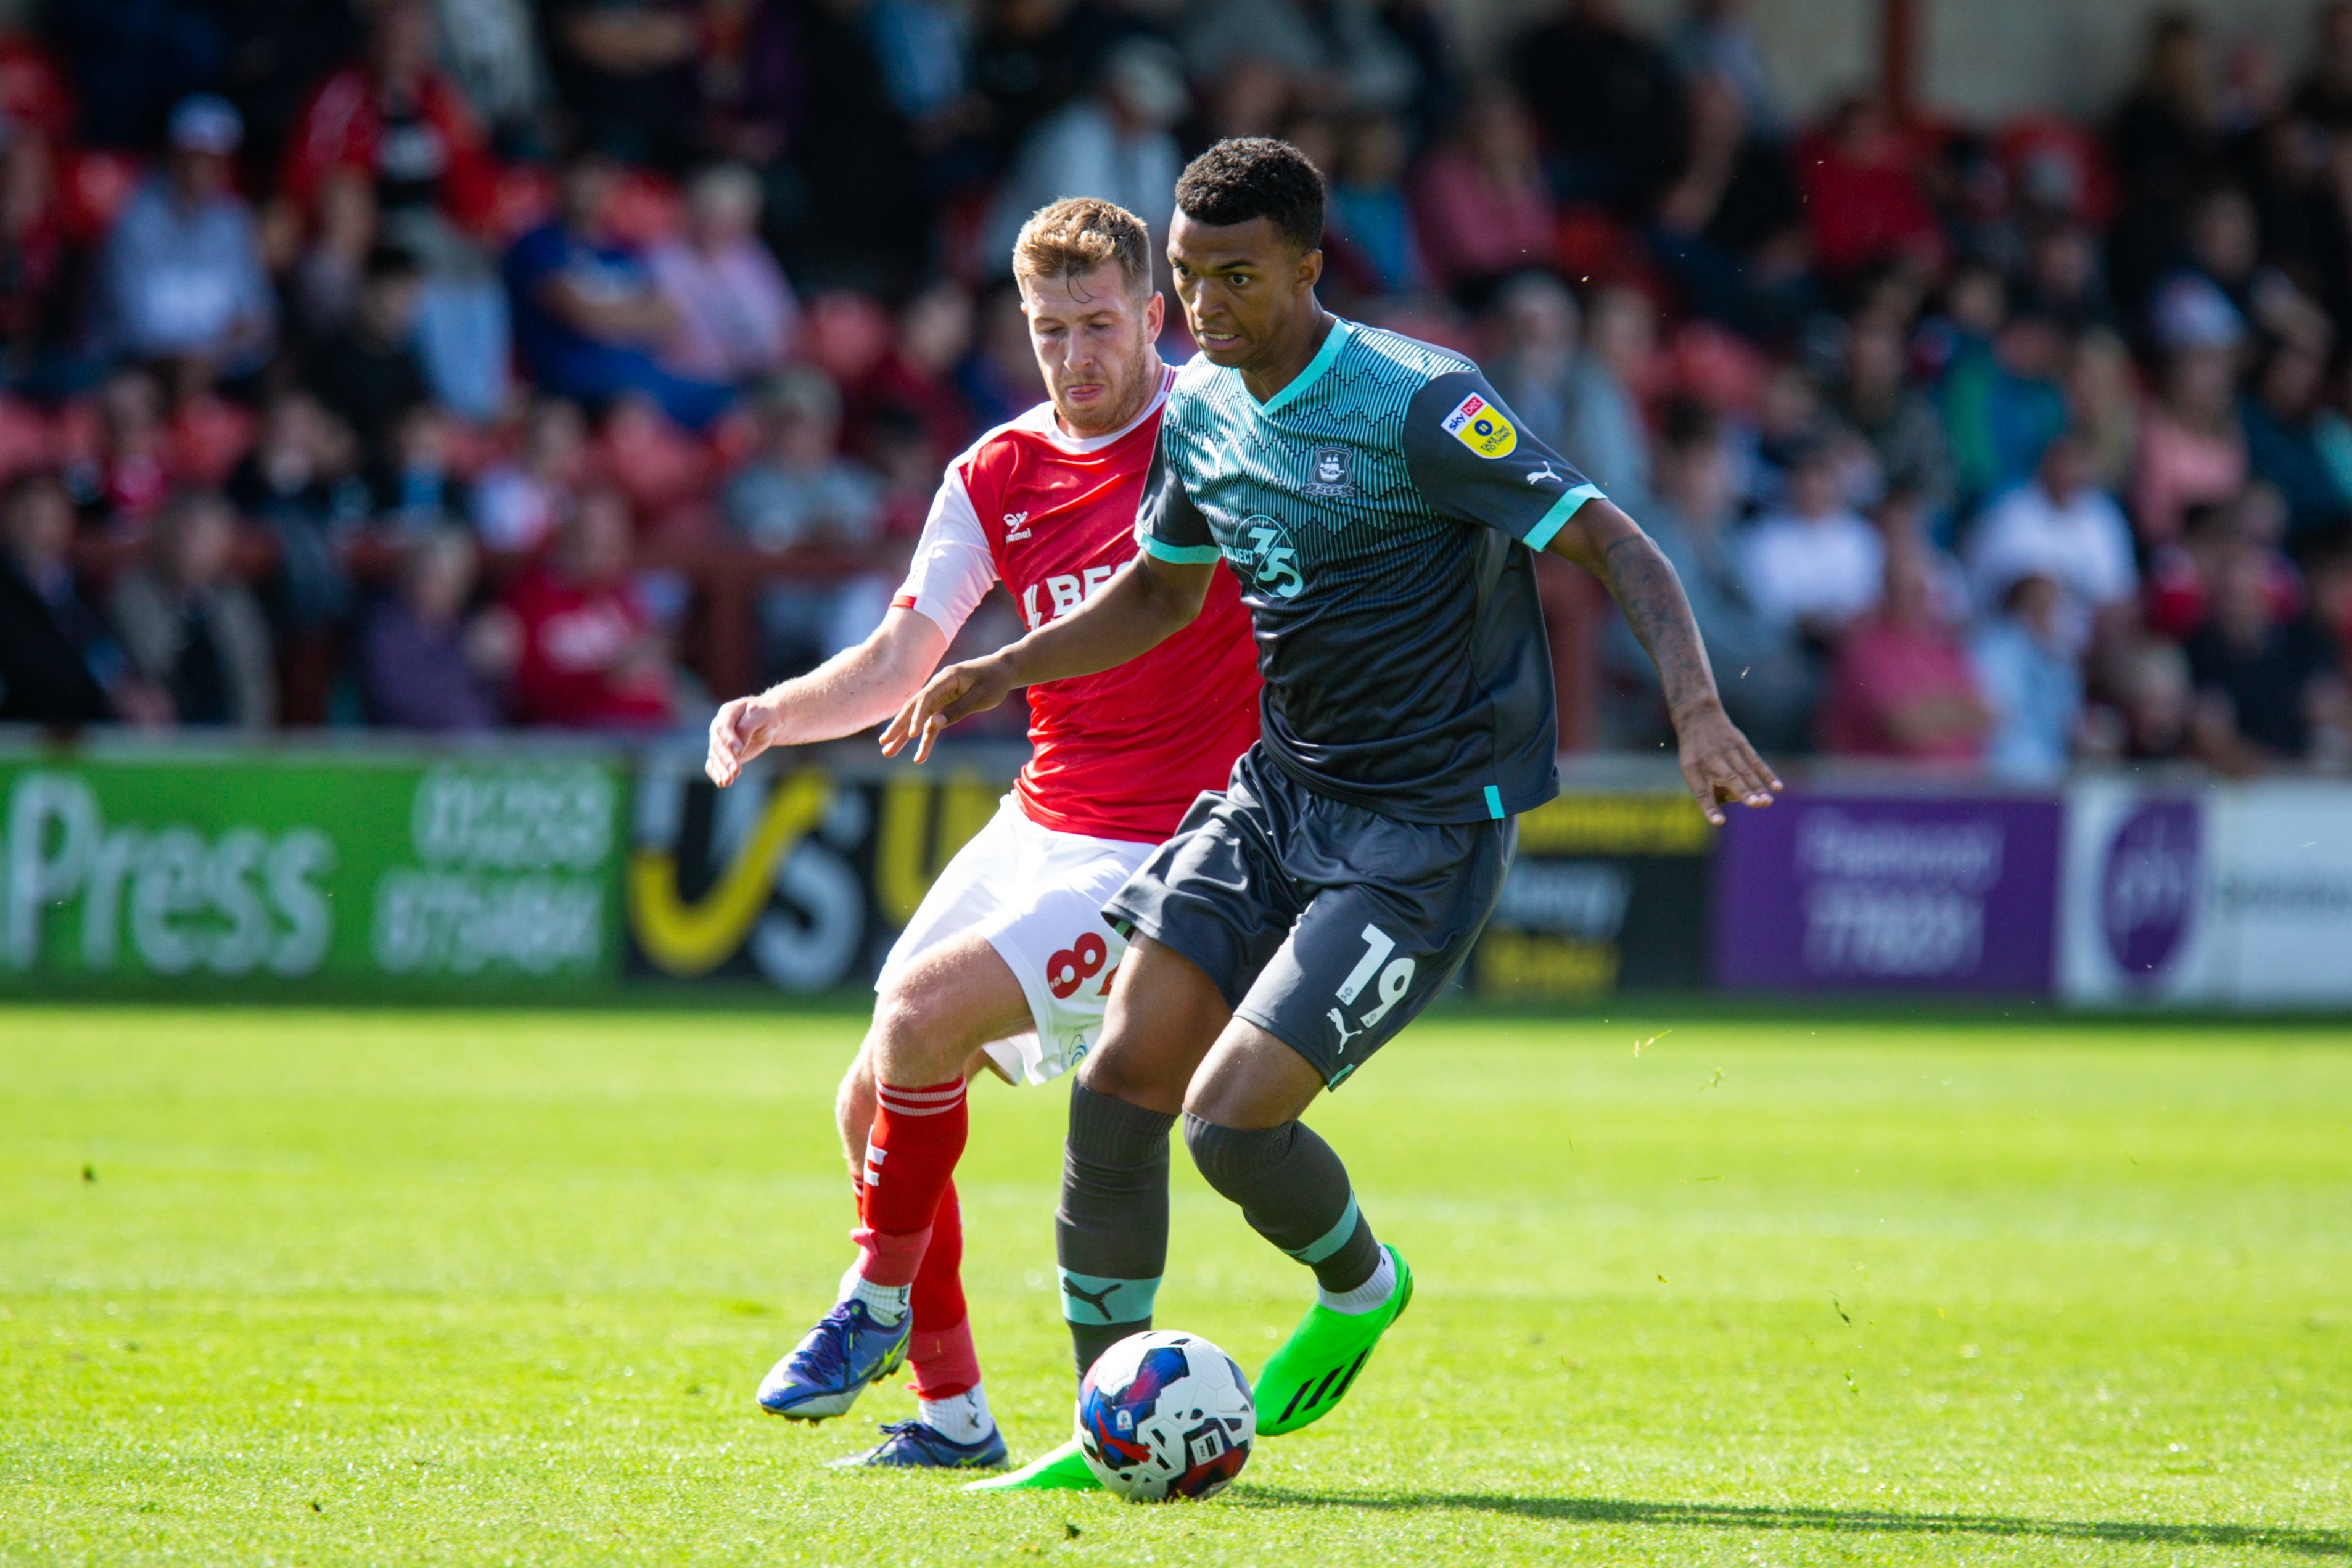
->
[2062, 778, 2352, 1008]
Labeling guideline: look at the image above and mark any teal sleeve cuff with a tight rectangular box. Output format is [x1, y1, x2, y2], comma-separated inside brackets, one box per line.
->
[1523, 484, 1604, 552]
[1143, 535, 1223, 565]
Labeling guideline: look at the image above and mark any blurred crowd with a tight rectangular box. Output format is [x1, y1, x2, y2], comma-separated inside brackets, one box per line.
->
[1, 0, 2350, 781]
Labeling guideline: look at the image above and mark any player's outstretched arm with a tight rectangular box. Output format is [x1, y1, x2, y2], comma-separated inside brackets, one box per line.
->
[1546, 496, 1782, 825]
[705, 607, 950, 786]
[881, 553, 1215, 763]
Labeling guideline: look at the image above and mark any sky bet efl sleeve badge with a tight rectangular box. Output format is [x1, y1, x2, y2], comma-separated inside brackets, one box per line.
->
[1441, 392, 1518, 458]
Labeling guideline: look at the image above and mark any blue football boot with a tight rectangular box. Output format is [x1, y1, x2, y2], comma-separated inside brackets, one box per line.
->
[828, 1418, 1010, 1470]
[755, 1299, 911, 1421]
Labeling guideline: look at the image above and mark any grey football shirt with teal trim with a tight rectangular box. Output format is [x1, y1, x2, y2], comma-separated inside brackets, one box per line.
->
[1138, 316, 1605, 824]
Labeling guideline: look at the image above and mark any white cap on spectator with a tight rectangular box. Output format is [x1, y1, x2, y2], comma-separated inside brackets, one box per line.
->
[2150, 273, 2244, 352]
[168, 94, 244, 156]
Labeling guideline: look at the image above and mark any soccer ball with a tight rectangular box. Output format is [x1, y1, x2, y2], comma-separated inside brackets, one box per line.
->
[1074, 1330, 1254, 1502]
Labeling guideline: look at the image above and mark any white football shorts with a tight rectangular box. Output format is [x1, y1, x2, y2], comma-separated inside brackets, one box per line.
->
[876, 795, 1155, 1086]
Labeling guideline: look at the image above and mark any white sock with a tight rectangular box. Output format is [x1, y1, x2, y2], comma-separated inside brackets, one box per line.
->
[919, 1384, 994, 1443]
[846, 1272, 910, 1326]
[1317, 1249, 1396, 1316]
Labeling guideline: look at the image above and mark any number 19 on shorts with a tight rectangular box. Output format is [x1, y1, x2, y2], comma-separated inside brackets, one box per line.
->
[1326, 924, 1415, 1057]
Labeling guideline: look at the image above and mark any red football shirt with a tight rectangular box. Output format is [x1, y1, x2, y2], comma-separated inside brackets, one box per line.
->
[892, 366, 1261, 842]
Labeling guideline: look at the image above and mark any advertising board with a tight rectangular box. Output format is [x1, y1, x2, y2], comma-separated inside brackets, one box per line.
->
[0, 748, 624, 993]
[1470, 790, 1713, 1000]
[15, 732, 2352, 1014]
[1711, 791, 2063, 995]
[2060, 778, 2352, 1007]
[624, 752, 1005, 991]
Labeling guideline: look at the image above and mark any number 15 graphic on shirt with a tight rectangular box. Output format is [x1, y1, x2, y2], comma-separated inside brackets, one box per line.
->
[1326, 924, 1415, 1054]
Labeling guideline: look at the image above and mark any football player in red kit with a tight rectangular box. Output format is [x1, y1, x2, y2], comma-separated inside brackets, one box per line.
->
[704, 197, 1260, 1467]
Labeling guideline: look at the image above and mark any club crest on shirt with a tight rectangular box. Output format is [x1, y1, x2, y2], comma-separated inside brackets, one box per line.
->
[1441, 393, 1518, 459]
[1302, 444, 1355, 498]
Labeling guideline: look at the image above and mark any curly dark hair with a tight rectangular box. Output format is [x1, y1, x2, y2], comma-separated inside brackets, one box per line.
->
[1174, 138, 1325, 253]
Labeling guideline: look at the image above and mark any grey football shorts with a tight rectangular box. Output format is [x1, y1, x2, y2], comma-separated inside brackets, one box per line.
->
[1103, 745, 1515, 1088]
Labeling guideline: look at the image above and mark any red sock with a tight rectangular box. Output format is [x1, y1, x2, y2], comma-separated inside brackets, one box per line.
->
[908, 1179, 980, 1399]
[851, 1077, 968, 1288]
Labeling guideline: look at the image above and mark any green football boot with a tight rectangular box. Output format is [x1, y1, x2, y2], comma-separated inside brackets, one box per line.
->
[959, 1436, 1101, 1492]
[1254, 1245, 1413, 1437]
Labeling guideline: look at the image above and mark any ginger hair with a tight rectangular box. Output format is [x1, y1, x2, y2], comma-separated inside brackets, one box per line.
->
[1012, 197, 1152, 301]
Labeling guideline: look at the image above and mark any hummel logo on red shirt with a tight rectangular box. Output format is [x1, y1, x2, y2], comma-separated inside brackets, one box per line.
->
[1003, 511, 1030, 540]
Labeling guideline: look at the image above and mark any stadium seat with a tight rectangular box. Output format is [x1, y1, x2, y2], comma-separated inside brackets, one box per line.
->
[0, 395, 57, 483]
[604, 168, 682, 247]
[594, 399, 714, 515]
[1996, 115, 2116, 226]
[800, 292, 895, 387]
[1552, 203, 1655, 294]
[0, 34, 75, 142]
[169, 398, 259, 488]
[488, 164, 558, 242]
[1663, 319, 1774, 419]
[60, 148, 142, 242]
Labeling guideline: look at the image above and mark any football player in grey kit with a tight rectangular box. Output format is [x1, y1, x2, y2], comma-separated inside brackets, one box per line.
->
[884, 138, 1780, 1489]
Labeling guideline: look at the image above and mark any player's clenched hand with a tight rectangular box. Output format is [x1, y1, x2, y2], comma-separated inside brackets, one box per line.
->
[705, 696, 779, 787]
[1673, 697, 1781, 826]
[880, 655, 1017, 763]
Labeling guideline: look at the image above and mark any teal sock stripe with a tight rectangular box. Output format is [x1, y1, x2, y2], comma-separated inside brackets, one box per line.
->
[1057, 1269, 1160, 1325]
[1283, 1193, 1361, 1266]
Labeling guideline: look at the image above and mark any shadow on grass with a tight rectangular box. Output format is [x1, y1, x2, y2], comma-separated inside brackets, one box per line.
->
[1230, 1489, 2349, 1557]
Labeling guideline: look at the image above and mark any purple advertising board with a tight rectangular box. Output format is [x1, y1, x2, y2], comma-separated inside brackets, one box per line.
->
[1711, 793, 2063, 994]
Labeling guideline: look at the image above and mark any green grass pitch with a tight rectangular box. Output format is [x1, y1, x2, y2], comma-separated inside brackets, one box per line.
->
[2, 1006, 2348, 1566]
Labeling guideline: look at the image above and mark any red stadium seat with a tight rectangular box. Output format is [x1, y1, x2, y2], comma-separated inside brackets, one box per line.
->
[52, 395, 100, 466]
[1997, 114, 2116, 227]
[594, 399, 713, 515]
[0, 395, 55, 482]
[61, 149, 144, 243]
[488, 164, 558, 242]
[1663, 319, 1773, 419]
[169, 398, 259, 487]
[604, 168, 681, 247]
[0, 34, 76, 142]
[703, 405, 763, 469]
[1551, 204, 1647, 292]
[800, 291, 895, 387]
[437, 416, 509, 480]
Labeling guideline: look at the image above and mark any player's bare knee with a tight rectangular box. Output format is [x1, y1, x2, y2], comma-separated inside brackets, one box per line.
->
[1183, 1027, 1322, 1129]
[1180, 1068, 1264, 1128]
[869, 978, 972, 1086]
[1074, 1032, 1186, 1115]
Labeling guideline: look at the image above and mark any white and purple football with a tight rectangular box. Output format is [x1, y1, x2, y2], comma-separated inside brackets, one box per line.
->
[1074, 1330, 1255, 1502]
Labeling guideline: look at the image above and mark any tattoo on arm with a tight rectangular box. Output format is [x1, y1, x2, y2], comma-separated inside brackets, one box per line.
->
[1600, 534, 1719, 715]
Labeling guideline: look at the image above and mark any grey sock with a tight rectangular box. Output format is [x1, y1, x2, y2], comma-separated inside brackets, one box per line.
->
[1182, 1114, 1381, 1295]
[1057, 1084, 1174, 1379]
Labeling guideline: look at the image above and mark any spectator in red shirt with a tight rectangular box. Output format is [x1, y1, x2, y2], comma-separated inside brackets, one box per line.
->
[1412, 87, 1556, 296]
[1798, 93, 1943, 282]
[279, 0, 498, 239]
[501, 485, 675, 729]
[1819, 541, 1993, 763]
